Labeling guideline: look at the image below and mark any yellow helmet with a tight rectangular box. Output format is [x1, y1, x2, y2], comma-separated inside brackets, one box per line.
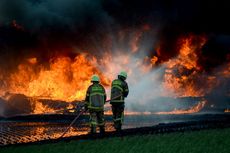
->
[91, 74, 100, 82]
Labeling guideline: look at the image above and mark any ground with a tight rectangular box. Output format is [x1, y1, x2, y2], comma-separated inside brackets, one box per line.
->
[1, 128, 230, 153]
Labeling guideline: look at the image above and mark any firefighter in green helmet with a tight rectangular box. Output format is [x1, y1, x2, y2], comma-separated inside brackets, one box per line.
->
[85, 74, 106, 134]
[110, 71, 129, 132]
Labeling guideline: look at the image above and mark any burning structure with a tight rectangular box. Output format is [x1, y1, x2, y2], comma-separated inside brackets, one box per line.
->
[0, 0, 230, 116]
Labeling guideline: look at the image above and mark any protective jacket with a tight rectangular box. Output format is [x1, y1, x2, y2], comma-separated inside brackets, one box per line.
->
[85, 83, 106, 111]
[110, 78, 129, 104]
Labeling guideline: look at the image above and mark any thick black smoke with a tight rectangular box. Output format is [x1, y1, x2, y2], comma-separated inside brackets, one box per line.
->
[103, 0, 230, 62]
[0, 0, 230, 71]
[0, 0, 112, 67]
[198, 35, 230, 71]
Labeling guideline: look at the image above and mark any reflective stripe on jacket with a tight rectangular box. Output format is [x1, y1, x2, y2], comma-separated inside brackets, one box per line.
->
[110, 78, 129, 103]
[85, 83, 106, 110]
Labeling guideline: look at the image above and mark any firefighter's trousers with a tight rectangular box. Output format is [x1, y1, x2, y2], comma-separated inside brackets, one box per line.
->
[111, 103, 124, 131]
[89, 110, 105, 133]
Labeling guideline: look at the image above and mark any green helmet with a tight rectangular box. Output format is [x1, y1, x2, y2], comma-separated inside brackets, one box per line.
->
[119, 71, 127, 79]
[91, 74, 100, 82]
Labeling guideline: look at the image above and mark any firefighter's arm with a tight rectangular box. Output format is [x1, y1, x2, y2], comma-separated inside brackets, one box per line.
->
[123, 82, 129, 97]
[84, 87, 90, 110]
[102, 87, 107, 104]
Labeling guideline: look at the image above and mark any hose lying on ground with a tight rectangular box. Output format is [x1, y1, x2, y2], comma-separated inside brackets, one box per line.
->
[58, 94, 122, 139]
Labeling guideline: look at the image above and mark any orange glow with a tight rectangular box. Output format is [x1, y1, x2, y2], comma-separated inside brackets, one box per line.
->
[129, 24, 151, 53]
[3, 54, 111, 104]
[125, 111, 152, 115]
[142, 24, 151, 31]
[27, 58, 37, 64]
[130, 31, 142, 53]
[0, 46, 156, 114]
[224, 109, 230, 113]
[1, 29, 229, 115]
[163, 35, 207, 97]
[151, 56, 158, 65]
[222, 63, 230, 77]
[155, 100, 206, 115]
[31, 98, 56, 114]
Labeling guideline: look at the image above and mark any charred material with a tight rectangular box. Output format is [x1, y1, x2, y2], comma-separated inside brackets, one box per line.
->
[1, 93, 229, 118]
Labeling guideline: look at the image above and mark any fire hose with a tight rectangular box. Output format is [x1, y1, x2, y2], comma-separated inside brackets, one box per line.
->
[59, 94, 122, 139]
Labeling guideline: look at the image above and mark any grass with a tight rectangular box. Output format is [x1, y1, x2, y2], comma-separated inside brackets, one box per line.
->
[1, 128, 230, 153]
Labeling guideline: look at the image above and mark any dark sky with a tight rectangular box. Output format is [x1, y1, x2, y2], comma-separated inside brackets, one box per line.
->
[1, 0, 229, 33]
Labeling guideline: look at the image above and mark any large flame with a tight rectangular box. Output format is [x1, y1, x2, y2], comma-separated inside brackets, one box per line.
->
[0, 30, 229, 115]
[162, 35, 208, 97]
[1, 54, 110, 102]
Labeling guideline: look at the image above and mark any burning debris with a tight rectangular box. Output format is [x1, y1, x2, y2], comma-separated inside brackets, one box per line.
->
[155, 100, 206, 115]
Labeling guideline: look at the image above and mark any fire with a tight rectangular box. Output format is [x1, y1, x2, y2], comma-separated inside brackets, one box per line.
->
[155, 100, 206, 115]
[27, 58, 37, 65]
[31, 98, 56, 114]
[163, 35, 207, 97]
[3, 54, 111, 102]
[151, 56, 158, 65]
[1, 28, 229, 115]
[130, 31, 142, 53]
[125, 111, 152, 115]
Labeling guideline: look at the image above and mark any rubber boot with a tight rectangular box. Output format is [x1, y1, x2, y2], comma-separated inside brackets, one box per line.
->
[114, 121, 119, 130]
[100, 126, 105, 134]
[115, 123, 122, 132]
[90, 126, 96, 134]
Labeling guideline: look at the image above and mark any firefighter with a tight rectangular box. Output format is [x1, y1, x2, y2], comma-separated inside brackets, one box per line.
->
[110, 71, 129, 132]
[85, 74, 106, 134]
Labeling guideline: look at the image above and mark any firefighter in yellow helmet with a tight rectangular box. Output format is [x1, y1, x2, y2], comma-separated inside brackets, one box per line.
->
[110, 71, 129, 132]
[85, 75, 106, 134]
